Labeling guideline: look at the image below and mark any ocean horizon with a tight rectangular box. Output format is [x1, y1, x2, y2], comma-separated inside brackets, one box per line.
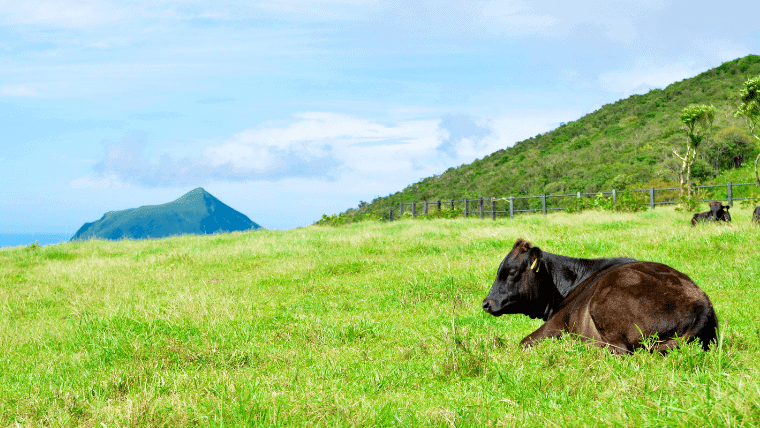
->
[0, 233, 74, 249]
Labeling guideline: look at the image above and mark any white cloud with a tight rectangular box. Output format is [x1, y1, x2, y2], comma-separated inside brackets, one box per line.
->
[71, 172, 128, 190]
[73, 114, 442, 189]
[0, 0, 129, 28]
[0, 84, 39, 97]
[75, 109, 575, 196]
[202, 141, 286, 174]
[202, 112, 443, 179]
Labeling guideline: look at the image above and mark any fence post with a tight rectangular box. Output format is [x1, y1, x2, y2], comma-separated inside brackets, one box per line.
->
[465, 199, 469, 218]
[728, 182, 733, 206]
[509, 196, 514, 219]
[650, 188, 655, 209]
[437, 200, 441, 212]
[450, 199, 454, 211]
[492, 199, 496, 220]
[389, 209, 393, 222]
[424, 201, 429, 215]
[542, 194, 546, 215]
[612, 189, 616, 206]
[480, 198, 484, 219]
[412, 202, 416, 217]
[400, 202, 403, 217]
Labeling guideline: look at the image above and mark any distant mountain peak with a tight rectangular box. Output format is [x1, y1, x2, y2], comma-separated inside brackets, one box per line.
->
[186, 187, 210, 196]
[71, 188, 262, 241]
[174, 187, 215, 205]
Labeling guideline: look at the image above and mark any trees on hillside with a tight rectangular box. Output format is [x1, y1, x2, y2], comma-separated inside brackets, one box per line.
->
[338, 57, 760, 220]
[675, 104, 716, 204]
[734, 75, 760, 188]
[702, 126, 753, 170]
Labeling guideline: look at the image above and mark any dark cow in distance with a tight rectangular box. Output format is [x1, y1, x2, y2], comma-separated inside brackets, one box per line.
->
[482, 239, 719, 354]
[753, 206, 760, 224]
[691, 200, 731, 226]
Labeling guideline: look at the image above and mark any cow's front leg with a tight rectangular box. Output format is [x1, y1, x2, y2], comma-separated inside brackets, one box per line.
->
[519, 321, 564, 348]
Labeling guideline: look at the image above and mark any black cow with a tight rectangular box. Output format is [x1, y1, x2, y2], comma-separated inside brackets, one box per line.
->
[482, 239, 719, 354]
[691, 200, 731, 226]
[753, 206, 760, 224]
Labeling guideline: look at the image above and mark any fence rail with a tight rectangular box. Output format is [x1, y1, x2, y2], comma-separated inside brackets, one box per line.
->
[386, 182, 759, 221]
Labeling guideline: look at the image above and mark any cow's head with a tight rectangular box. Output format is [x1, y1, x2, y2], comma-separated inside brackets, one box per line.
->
[709, 201, 731, 222]
[482, 239, 552, 319]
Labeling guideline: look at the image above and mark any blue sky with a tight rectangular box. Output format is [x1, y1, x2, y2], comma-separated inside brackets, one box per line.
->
[1, 0, 758, 233]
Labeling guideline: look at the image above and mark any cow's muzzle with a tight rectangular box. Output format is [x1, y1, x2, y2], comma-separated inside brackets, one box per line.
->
[482, 299, 497, 313]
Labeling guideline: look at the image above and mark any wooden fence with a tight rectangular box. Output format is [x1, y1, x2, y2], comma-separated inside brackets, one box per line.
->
[386, 182, 759, 221]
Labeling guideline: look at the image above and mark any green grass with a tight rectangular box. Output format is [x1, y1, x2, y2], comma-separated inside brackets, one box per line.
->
[2, 207, 760, 426]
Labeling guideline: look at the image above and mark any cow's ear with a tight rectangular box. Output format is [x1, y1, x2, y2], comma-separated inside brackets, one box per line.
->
[513, 238, 531, 250]
[528, 246, 543, 272]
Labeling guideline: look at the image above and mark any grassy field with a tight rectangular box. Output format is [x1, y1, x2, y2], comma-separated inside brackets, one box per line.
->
[2, 206, 760, 427]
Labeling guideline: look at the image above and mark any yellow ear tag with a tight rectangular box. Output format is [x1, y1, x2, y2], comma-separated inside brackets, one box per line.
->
[530, 259, 538, 270]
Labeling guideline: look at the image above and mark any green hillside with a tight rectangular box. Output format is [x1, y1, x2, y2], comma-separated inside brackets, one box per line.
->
[71, 187, 262, 241]
[341, 55, 760, 221]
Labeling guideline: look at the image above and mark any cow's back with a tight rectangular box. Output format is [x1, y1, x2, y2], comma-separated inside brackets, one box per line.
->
[691, 211, 710, 226]
[558, 262, 718, 352]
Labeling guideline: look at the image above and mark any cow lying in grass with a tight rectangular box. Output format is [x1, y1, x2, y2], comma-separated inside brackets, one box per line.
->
[754, 206, 760, 224]
[482, 239, 719, 354]
[691, 201, 731, 226]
